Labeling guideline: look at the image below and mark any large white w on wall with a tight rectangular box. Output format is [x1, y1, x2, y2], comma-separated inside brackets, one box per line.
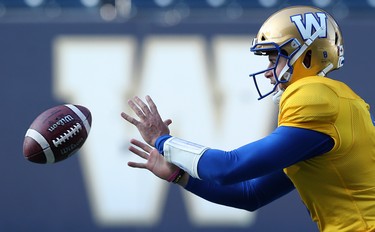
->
[53, 35, 274, 227]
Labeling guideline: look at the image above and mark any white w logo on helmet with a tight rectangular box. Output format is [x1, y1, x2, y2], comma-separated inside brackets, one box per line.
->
[290, 12, 327, 40]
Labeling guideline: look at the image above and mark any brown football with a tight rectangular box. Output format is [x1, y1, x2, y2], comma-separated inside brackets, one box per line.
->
[23, 104, 92, 164]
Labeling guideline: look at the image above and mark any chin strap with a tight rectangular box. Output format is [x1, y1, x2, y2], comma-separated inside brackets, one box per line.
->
[317, 63, 334, 76]
[290, 26, 326, 65]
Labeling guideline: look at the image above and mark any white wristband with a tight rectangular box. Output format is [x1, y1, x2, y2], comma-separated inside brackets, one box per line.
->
[163, 137, 209, 179]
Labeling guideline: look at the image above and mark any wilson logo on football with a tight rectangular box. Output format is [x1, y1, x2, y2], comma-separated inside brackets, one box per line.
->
[48, 114, 75, 132]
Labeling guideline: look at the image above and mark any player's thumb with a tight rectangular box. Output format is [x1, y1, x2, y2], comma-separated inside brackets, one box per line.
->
[164, 119, 172, 127]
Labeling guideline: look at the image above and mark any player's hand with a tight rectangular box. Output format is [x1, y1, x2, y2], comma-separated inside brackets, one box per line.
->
[128, 138, 179, 181]
[121, 95, 172, 147]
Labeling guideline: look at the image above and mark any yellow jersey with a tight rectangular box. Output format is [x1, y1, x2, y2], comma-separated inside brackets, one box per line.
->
[280, 76, 375, 232]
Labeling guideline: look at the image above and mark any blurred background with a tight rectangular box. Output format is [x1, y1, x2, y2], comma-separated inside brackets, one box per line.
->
[1, 0, 374, 231]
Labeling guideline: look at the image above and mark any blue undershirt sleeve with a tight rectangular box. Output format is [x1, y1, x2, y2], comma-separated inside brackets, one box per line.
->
[155, 134, 171, 154]
[185, 169, 295, 211]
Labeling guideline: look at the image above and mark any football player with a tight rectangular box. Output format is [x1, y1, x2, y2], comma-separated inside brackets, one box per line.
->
[121, 5, 375, 232]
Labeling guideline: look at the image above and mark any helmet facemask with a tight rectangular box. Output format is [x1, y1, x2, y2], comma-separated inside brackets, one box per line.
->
[249, 38, 301, 101]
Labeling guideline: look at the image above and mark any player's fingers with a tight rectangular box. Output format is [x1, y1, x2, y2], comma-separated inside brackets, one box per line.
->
[128, 161, 146, 169]
[146, 95, 158, 114]
[146, 96, 166, 122]
[134, 96, 152, 116]
[164, 119, 172, 127]
[121, 112, 140, 126]
[129, 146, 149, 160]
[130, 138, 153, 153]
[127, 99, 146, 120]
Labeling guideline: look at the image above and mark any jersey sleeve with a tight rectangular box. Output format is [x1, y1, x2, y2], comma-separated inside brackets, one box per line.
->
[278, 81, 339, 136]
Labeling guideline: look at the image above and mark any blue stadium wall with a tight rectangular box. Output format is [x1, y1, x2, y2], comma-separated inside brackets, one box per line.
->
[1, 1, 374, 232]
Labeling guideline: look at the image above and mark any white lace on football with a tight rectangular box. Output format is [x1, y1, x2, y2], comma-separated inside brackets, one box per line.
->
[52, 123, 82, 147]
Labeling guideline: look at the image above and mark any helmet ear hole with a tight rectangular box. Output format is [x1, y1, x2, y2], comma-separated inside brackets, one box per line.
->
[303, 50, 312, 68]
